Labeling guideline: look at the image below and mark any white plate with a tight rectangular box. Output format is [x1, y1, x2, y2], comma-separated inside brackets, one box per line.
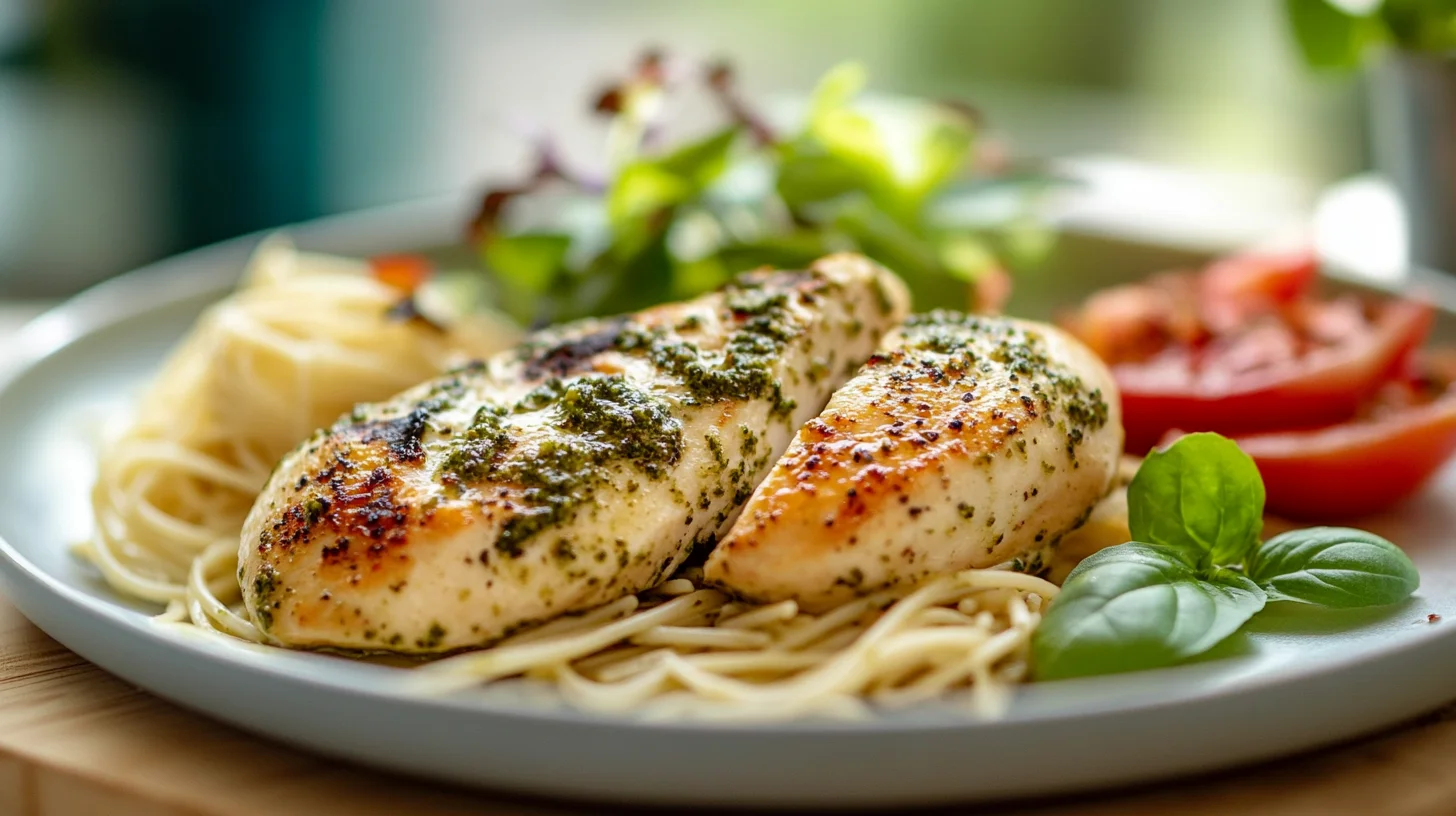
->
[3, 195, 1456, 808]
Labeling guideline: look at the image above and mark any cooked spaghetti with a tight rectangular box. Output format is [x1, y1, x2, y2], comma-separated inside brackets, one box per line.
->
[79, 236, 519, 630]
[83, 239, 1061, 719]
[418, 567, 1055, 719]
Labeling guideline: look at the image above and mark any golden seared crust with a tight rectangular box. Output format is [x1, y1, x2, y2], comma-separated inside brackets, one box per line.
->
[240, 254, 911, 652]
[705, 312, 1123, 611]
[712, 353, 1039, 562]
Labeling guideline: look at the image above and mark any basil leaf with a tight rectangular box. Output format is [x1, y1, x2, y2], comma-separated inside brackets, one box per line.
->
[1247, 527, 1420, 608]
[1032, 542, 1266, 681]
[1128, 432, 1265, 567]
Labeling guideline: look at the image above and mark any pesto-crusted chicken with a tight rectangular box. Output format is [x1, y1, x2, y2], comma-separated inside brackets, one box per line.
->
[238, 255, 909, 652]
[704, 312, 1122, 611]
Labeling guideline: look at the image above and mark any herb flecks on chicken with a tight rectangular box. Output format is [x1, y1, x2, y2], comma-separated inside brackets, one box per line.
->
[239, 255, 909, 652]
[706, 311, 1122, 611]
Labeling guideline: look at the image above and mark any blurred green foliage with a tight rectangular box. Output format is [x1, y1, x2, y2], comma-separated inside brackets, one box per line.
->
[1286, 0, 1456, 69]
[471, 60, 1056, 326]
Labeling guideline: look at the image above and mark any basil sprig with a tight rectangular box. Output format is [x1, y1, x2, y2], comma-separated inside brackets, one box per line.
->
[1033, 432, 1420, 681]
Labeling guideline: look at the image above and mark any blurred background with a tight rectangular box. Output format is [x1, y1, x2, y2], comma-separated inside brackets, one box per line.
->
[0, 0, 1367, 299]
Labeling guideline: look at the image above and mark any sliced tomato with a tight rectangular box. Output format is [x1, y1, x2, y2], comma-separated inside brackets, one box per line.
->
[1058, 272, 1205, 364]
[1072, 248, 1456, 517]
[1062, 252, 1317, 365]
[1158, 353, 1456, 519]
[1116, 297, 1434, 453]
[1232, 388, 1456, 520]
[1061, 250, 1435, 452]
[1198, 250, 1317, 332]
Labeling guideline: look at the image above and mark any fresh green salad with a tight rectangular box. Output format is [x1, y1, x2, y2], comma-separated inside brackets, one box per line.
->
[466, 55, 1055, 327]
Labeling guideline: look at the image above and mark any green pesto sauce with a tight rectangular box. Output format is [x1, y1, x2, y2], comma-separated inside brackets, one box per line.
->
[251, 564, 280, 631]
[613, 281, 801, 411]
[415, 621, 448, 650]
[725, 287, 789, 317]
[806, 359, 831, 384]
[438, 375, 683, 557]
[1009, 548, 1049, 576]
[706, 433, 728, 469]
[437, 405, 511, 482]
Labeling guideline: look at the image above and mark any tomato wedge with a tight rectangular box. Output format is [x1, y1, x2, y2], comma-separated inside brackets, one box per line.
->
[1117, 298, 1434, 452]
[1198, 250, 1318, 333]
[1061, 252, 1318, 366]
[1071, 248, 1456, 517]
[1062, 251, 1438, 452]
[1156, 354, 1456, 519]
[1233, 389, 1456, 520]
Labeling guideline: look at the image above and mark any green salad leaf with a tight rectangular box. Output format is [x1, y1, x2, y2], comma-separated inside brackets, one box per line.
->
[1033, 543, 1266, 681]
[482, 233, 573, 322]
[1127, 432, 1265, 568]
[1248, 527, 1420, 607]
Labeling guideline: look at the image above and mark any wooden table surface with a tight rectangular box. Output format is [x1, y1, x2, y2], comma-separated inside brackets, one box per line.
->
[1, 587, 1455, 816]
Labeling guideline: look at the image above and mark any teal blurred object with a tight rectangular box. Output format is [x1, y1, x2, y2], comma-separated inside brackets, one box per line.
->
[0, 1, 327, 296]
[69, 1, 327, 256]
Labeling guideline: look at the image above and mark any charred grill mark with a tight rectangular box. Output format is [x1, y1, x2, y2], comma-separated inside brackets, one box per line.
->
[264, 442, 415, 566]
[520, 317, 630, 380]
[322, 538, 351, 564]
[338, 408, 432, 463]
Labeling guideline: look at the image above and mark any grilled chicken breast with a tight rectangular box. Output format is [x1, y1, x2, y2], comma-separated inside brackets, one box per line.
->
[704, 312, 1122, 611]
[238, 255, 909, 651]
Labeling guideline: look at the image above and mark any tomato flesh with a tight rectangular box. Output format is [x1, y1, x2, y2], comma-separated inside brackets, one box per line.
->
[1063, 249, 1456, 517]
[1234, 388, 1456, 519]
[1118, 298, 1434, 452]
[1198, 250, 1318, 332]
